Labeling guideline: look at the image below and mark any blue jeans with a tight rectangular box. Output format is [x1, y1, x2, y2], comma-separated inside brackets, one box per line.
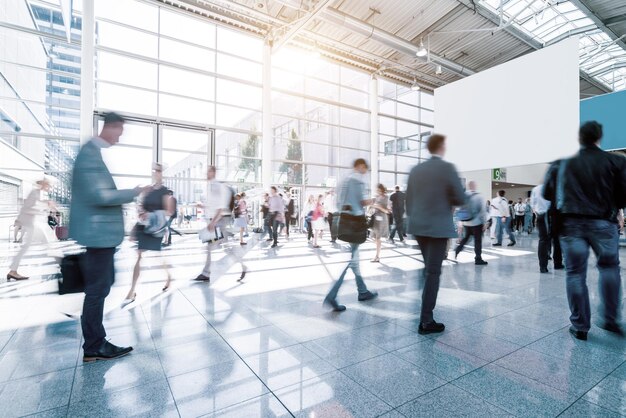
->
[560, 218, 622, 331]
[325, 243, 368, 301]
[495, 217, 516, 245]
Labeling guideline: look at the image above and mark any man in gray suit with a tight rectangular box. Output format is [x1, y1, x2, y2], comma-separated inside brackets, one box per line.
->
[406, 134, 465, 334]
[70, 112, 147, 362]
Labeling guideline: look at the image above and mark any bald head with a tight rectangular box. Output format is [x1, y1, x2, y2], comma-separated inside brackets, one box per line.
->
[468, 181, 477, 191]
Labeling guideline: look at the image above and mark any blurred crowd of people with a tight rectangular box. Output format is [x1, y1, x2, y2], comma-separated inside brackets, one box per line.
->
[5, 113, 624, 362]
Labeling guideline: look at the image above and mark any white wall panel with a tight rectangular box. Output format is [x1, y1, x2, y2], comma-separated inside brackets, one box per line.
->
[435, 37, 580, 172]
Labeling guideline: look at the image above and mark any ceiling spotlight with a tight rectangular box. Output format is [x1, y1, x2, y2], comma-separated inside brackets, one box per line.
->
[416, 39, 427, 58]
[435, 64, 442, 75]
[410, 78, 420, 91]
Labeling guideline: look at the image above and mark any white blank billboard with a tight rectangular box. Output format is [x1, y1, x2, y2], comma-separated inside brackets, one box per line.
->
[434, 37, 580, 172]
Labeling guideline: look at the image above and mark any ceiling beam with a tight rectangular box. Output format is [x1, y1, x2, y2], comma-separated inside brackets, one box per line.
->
[605, 13, 626, 27]
[271, 0, 334, 52]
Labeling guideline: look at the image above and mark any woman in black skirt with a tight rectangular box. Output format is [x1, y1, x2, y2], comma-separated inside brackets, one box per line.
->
[122, 163, 175, 307]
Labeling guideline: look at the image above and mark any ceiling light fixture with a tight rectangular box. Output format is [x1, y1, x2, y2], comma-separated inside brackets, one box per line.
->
[435, 64, 442, 75]
[416, 39, 427, 58]
[410, 78, 420, 91]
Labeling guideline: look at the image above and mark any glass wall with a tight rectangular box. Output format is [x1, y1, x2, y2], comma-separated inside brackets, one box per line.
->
[378, 78, 434, 190]
[1, 0, 435, 230]
[93, 0, 263, 198]
[271, 47, 372, 204]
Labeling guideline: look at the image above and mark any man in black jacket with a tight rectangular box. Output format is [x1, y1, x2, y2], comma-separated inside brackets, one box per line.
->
[544, 121, 626, 340]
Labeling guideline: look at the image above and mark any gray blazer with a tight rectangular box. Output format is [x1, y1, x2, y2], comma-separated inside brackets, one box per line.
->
[69, 139, 138, 248]
[406, 156, 466, 238]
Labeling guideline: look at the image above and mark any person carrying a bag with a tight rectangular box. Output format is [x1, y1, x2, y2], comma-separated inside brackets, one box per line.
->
[323, 158, 378, 311]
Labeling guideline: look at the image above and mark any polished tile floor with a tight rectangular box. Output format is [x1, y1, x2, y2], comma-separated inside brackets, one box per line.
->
[0, 230, 625, 418]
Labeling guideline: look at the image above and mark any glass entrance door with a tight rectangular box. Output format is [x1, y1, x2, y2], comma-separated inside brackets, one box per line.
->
[94, 114, 213, 233]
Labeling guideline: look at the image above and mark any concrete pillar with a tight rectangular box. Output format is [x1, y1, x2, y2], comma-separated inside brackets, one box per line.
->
[369, 74, 379, 193]
[79, 0, 95, 145]
[261, 41, 273, 191]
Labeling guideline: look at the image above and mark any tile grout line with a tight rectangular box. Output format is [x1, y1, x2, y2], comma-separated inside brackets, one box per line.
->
[177, 279, 297, 418]
[554, 357, 626, 417]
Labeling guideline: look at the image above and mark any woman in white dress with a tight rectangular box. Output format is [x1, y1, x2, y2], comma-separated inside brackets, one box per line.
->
[7, 178, 56, 281]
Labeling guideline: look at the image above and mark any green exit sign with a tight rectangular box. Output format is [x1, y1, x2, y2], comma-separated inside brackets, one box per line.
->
[492, 168, 507, 181]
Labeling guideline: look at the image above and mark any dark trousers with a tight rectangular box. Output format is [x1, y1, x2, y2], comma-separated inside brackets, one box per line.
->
[306, 218, 313, 240]
[272, 218, 280, 245]
[515, 215, 524, 231]
[416, 236, 448, 324]
[560, 218, 621, 331]
[285, 214, 292, 236]
[327, 212, 338, 241]
[80, 247, 115, 352]
[389, 214, 405, 240]
[537, 213, 551, 270]
[455, 224, 483, 261]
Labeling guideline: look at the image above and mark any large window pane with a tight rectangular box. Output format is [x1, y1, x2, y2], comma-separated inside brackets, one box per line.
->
[340, 107, 369, 131]
[102, 145, 152, 176]
[97, 82, 157, 116]
[340, 66, 369, 92]
[95, 0, 158, 32]
[159, 38, 215, 72]
[97, 52, 157, 89]
[216, 79, 261, 109]
[305, 78, 339, 102]
[217, 26, 262, 61]
[159, 93, 215, 124]
[217, 53, 261, 83]
[216, 105, 260, 131]
[160, 8, 215, 48]
[340, 87, 368, 109]
[97, 21, 158, 58]
[159, 65, 214, 101]
[272, 68, 303, 93]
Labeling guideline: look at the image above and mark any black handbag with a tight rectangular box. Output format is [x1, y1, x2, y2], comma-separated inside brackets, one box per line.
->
[337, 212, 368, 244]
[59, 254, 85, 295]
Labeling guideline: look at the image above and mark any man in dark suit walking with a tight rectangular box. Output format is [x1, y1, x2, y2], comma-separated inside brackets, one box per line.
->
[389, 185, 406, 243]
[406, 134, 466, 335]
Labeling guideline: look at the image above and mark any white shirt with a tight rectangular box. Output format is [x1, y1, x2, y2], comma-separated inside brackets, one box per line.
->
[492, 196, 510, 217]
[530, 184, 551, 215]
[204, 181, 230, 220]
[514, 203, 526, 216]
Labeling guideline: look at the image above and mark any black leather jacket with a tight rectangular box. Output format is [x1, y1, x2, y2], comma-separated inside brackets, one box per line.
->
[543, 145, 626, 222]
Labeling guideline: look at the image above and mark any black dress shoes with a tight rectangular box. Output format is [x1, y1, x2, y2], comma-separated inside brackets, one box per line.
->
[193, 274, 210, 282]
[569, 326, 588, 341]
[540, 268, 549, 273]
[358, 290, 378, 302]
[84, 341, 133, 362]
[418, 321, 445, 335]
[507, 242, 516, 247]
[554, 265, 565, 270]
[323, 297, 346, 312]
[475, 260, 488, 265]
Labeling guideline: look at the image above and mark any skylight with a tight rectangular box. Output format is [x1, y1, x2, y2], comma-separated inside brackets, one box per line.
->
[480, 0, 626, 92]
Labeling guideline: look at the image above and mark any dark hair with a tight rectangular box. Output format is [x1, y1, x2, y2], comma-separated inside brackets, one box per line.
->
[395, 185, 400, 191]
[103, 112, 124, 125]
[353, 158, 368, 169]
[579, 121, 603, 146]
[508, 200, 513, 205]
[498, 190, 505, 197]
[377, 183, 386, 194]
[271, 186, 277, 192]
[427, 134, 446, 154]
